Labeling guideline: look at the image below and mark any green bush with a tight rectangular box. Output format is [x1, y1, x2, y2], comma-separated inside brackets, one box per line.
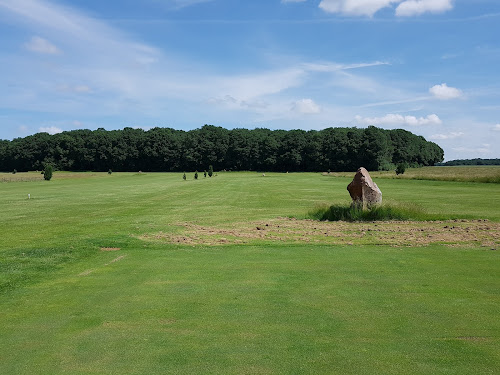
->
[208, 165, 213, 177]
[204, 170, 207, 178]
[43, 165, 53, 181]
[194, 171, 198, 180]
[108, 169, 112, 175]
[396, 163, 407, 175]
[183, 173, 186, 181]
[12, 169, 16, 174]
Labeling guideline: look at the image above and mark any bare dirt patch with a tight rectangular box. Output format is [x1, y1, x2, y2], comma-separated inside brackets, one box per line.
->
[100, 247, 121, 251]
[139, 218, 500, 248]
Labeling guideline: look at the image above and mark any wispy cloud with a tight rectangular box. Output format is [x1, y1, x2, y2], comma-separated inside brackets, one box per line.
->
[396, 0, 454, 17]
[429, 131, 464, 140]
[169, 0, 214, 9]
[355, 113, 442, 126]
[291, 99, 321, 114]
[24, 36, 61, 54]
[452, 144, 491, 155]
[317, 0, 454, 17]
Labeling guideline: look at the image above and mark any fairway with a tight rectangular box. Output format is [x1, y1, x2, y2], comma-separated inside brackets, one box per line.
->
[1, 172, 499, 374]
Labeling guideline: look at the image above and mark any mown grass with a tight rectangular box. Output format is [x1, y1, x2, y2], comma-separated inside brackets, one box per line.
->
[0, 171, 499, 374]
[325, 165, 500, 183]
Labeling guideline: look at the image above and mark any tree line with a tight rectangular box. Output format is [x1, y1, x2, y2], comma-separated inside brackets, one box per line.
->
[0, 125, 444, 172]
[436, 158, 500, 166]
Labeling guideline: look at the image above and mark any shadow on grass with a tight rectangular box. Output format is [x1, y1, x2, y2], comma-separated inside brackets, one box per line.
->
[307, 202, 455, 222]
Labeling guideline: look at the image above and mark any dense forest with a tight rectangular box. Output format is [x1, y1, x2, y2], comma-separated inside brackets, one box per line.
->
[436, 158, 500, 166]
[0, 125, 443, 172]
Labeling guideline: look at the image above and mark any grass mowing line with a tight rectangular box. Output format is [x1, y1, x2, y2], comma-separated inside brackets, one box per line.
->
[78, 254, 127, 277]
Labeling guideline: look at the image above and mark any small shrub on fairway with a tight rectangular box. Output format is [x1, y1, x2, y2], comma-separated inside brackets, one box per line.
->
[204, 170, 207, 178]
[194, 171, 198, 180]
[183, 173, 186, 180]
[108, 169, 112, 175]
[396, 163, 407, 175]
[12, 169, 17, 174]
[43, 165, 53, 181]
[208, 165, 213, 177]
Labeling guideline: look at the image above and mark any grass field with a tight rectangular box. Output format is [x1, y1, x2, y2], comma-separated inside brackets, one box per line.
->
[325, 165, 500, 183]
[1, 171, 499, 374]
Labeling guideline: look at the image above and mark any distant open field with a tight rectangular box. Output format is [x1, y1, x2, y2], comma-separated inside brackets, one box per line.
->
[1, 172, 499, 374]
[325, 165, 500, 183]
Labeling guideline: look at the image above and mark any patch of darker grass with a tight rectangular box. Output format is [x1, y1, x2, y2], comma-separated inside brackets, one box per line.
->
[0, 245, 96, 294]
[307, 202, 453, 222]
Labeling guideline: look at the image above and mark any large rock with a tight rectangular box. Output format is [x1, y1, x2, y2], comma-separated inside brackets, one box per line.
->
[347, 167, 382, 207]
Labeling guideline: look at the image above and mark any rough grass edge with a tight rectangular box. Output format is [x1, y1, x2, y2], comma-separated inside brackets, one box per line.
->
[306, 202, 464, 222]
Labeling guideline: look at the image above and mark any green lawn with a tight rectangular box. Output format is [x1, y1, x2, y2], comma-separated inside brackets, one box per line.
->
[1, 172, 499, 374]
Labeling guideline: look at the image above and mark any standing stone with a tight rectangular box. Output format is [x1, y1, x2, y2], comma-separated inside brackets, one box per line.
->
[347, 167, 382, 207]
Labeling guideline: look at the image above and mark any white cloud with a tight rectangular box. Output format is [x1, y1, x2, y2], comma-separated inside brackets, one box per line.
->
[303, 61, 389, 72]
[39, 126, 63, 135]
[355, 113, 442, 126]
[318, 0, 454, 17]
[429, 83, 463, 100]
[429, 132, 464, 140]
[291, 99, 321, 114]
[18, 125, 29, 134]
[24, 36, 60, 54]
[452, 144, 491, 155]
[492, 124, 500, 132]
[396, 0, 453, 17]
[319, 0, 398, 17]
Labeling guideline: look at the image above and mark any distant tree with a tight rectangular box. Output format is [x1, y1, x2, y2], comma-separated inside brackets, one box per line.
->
[204, 170, 207, 178]
[44, 165, 53, 181]
[183, 173, 186, 180]
[194, 171, 198, 180]
[208, 165, 213, 177]
[108, 169, 112, 175]
[396, 163, 407, 175]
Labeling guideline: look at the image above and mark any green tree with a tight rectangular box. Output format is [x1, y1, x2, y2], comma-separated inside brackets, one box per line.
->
[194, 171, 198, 180]
[208, 165, 213, 177]
[183, 173, 186, 181]
[395, 163, 407, 175]
[44, 165, 53, 181]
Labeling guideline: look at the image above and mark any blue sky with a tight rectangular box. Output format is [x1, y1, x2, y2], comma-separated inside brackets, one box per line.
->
[0, 0, 499, 160]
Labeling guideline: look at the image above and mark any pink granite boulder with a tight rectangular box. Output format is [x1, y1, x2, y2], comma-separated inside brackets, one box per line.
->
[347, 167, 382, 207]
